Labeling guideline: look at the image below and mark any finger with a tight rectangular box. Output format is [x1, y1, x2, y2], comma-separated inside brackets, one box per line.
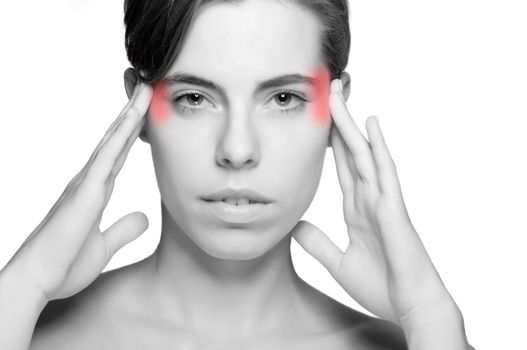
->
[79, 84, 152, 201]
[109, 110, 145, 182]
[82, 82, 143, 172]
[76, 107, 142, 215]
[91, 83, 152, 183]
[291, 220, 343, 275]
[330, 124, 356, 193]
[105, 82, 152, 183]
[364, 116, 402, 197]
[57, 211, 150, 300]
[100, 77, 144, 144]
[56, 78, 145, 214]
[103, 112, 146, 201]
[102, 211, 149, 259]
[82, 105, 141, 194]
[329, 79, 378, 188]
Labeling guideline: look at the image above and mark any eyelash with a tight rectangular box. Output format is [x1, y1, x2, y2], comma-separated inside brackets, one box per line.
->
[171, 91, 310, 116]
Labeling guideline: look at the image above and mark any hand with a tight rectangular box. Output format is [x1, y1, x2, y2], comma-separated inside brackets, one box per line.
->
[292, 79, 460, 328]
[1, 80, 153, 304]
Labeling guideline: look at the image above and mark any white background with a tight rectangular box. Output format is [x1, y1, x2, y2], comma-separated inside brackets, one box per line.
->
[0, 1, 525, 348]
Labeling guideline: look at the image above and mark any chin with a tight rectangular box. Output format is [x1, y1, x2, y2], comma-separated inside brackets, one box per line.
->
[191, 225, 287, 261]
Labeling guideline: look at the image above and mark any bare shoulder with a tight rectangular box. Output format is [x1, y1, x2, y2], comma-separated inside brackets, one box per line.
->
[322, 302, 408, 350]
[347, 314, 408, 350]
[29, 263, 141, 350]
[330, 304, 408, 350]
[297, 280, 408, 350]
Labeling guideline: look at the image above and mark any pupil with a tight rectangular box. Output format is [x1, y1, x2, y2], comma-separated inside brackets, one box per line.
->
[277, 93, 290, 105]
[188, 94, 202, 105]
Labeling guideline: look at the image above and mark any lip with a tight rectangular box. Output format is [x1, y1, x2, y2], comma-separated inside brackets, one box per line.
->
[201, 188, 273, 204]
[201, 199, 271, 224]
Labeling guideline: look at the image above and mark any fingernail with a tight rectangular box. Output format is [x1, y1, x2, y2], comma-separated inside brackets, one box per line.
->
[330, 79, 342, 93]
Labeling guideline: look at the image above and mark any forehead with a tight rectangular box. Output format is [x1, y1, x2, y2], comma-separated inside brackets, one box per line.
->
[167, 0, 322, 86]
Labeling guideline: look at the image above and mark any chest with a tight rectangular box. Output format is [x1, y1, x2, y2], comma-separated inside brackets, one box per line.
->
[82, 321, 359, 350]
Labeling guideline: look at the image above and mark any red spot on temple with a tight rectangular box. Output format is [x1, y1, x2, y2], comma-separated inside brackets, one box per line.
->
[310, 67, 331, 125]
[150, 82, 169, 126]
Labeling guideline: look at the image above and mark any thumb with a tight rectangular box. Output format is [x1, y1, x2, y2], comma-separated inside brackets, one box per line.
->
[103, 211, 149, 258]
[291, 220, 344, 275]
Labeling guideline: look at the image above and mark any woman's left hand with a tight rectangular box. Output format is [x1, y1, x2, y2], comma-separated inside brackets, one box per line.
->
[291, 79, 462, 329]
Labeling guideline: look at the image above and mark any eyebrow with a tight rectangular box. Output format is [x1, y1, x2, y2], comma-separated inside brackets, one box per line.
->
[162, 71, 318, 96]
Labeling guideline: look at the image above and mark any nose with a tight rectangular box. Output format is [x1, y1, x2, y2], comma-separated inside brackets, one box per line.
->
[215, 104, 260, 170]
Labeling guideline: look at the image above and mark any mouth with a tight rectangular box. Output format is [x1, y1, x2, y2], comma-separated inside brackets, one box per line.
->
[200, 188, 274, 222]
[202, 198, 264, 206]
[200, 197, 271, 224]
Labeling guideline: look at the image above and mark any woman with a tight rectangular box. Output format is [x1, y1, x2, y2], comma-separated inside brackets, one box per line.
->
[0, 0, 474, 348]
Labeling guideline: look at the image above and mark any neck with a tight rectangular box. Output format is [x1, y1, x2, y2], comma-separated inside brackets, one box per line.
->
[142, 201, 306, 338]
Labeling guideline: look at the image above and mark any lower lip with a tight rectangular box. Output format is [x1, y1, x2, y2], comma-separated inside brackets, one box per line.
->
[201, 199, 270, 224]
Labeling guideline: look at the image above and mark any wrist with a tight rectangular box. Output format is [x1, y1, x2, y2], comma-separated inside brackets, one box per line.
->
[0, 267, 48, 350]
[400, 301, 471, 350]
[0, 264, 49, 312]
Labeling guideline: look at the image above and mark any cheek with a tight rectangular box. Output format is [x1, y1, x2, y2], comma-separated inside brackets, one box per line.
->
[273, 140, 325, 192]
[309, 66, 331, 125]
[150, 82, 170, 126]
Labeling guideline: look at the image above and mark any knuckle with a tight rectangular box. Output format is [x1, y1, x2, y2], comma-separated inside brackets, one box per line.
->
[389, 158, 397, 173]
[126, 106, 139, 119]
[66, 171, 84, 192]
[72, 180, 104, 211]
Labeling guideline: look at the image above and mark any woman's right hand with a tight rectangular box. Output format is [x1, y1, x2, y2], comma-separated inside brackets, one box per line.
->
[1, 80, 153, 304]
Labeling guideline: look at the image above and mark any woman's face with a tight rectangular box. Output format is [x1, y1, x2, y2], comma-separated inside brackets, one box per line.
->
[145, 0, 333, 260]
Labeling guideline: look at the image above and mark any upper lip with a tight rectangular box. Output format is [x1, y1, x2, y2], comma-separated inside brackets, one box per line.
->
[202, 188, 273, 203]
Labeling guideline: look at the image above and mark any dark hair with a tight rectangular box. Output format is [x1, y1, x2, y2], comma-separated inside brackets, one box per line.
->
[124, 0, 350, 83]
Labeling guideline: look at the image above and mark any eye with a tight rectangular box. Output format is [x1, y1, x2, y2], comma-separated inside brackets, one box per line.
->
[172, 92, 214, 114]
[268, 91, 310, 115]
[183, 93, 205, 106]
[274, 92, 294, 106]
[272, 92, 303, 107]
